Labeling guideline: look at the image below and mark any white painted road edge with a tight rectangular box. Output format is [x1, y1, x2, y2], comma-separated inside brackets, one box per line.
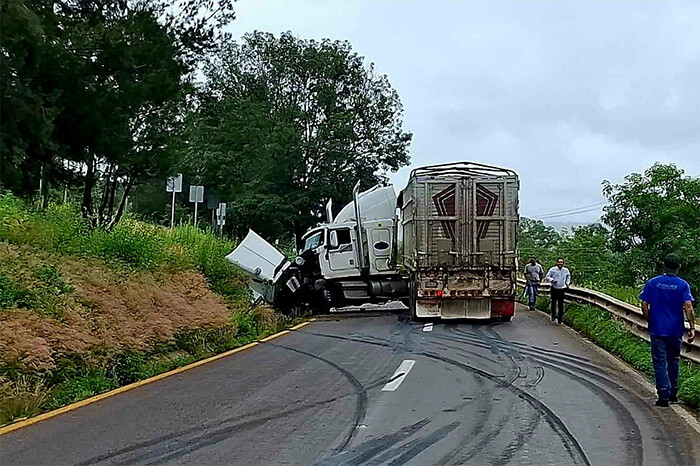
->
[382, 360, 416, 392]
[423, 323, 433, 332]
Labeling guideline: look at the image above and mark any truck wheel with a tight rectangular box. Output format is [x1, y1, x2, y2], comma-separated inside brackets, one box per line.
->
[499, 316, 512, 322]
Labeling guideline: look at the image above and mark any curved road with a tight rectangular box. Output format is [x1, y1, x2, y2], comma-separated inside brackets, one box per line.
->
[2, 305, 699, 465]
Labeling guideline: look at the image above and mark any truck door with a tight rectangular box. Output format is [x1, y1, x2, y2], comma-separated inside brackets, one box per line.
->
[327, 228, 359, 274]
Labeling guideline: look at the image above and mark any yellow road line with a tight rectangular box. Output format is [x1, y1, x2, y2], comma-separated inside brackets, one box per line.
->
[0, 320, 314, 436]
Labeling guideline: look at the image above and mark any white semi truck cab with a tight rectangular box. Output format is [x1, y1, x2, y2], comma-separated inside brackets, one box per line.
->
[227, 182, 408, 315]
[226, 161, 519, 320]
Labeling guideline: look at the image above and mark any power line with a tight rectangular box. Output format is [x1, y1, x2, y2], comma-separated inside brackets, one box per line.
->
[527, 202, 607, 219]
[537, 206, 606, 220]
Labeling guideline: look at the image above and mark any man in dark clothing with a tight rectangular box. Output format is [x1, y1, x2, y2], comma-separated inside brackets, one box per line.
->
[524, 256, 544, 310]
[640, 253, 696, 407]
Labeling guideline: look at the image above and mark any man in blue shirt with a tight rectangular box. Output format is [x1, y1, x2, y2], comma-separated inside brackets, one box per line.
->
[640, 253, 696, 407]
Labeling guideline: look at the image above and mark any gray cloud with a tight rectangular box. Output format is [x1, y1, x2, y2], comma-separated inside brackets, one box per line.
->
[227, 0, 700, 223]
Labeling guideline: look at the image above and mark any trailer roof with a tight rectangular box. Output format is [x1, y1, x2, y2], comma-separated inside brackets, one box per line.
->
[409, 161, 517, 179]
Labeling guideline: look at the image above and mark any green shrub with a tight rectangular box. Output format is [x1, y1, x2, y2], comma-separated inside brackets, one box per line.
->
[0, 274, 18, 309]
[0, 376, 48, 424]
[45, 371, 119, 411]
[34, 265, 74, 296]
[91, 221, 165, 269]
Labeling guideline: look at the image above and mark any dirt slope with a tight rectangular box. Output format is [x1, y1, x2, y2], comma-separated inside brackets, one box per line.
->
[0, 243, 230, 372]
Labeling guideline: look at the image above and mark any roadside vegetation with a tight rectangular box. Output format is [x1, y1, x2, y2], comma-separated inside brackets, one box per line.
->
[0, 193, 298, 425]
[521, 294, 700, 409]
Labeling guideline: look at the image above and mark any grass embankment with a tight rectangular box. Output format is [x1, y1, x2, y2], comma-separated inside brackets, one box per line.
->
[522, 291, 700, 409]
[0, 193, 298, 425]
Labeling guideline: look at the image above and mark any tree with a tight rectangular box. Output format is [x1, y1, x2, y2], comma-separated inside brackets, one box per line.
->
[0, 2, 68, 202]
[1, 0, 236, 227]
[185, 32, 412, 244]
[602, 163, 700, 292]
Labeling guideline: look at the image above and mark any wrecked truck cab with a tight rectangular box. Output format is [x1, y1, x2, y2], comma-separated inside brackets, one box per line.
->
[225, 230, 291, 304]
[224, 183, 408, 315]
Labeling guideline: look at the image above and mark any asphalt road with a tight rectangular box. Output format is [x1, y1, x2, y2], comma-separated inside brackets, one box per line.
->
[2, 305, 699, 465]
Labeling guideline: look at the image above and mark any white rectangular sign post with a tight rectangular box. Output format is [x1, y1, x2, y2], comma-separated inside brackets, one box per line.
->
[216, 202, 227, 231]
[166, 173, 183, 228]
[189, 185, 204, 227]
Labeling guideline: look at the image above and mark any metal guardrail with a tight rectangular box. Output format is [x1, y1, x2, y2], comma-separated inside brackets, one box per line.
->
[516, 278, 700, 364]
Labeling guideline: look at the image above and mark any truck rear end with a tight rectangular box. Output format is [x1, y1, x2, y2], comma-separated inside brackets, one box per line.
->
[400, 162, 519, 320]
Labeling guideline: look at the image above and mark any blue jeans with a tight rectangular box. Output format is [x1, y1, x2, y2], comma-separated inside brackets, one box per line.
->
[526, 282, 539, 305]
[650, 335, 682, 400]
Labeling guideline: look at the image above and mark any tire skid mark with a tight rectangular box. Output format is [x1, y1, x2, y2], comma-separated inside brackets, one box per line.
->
[299, 325, 586, 464]
[421, 350, 591, 466]
[492, 408, 543, 466]
[452, 326, 593, 362]
[316, 419, 431, 466]
[485, 325, 650, 466]
[387, 421, 461, 466]
[270, 344, 369, 455]
[76, 396, 345, 466]
[448, 328, 606, 374]
[429, 334, 646, 465]
[438, 327, 532, 465]
[104, 342, 371, 466]
[436, 386, 497, 465]
[444, 399, 518, 466]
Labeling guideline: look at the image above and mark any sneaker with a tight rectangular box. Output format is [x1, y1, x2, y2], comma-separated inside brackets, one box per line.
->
[655, 398, 669, 407]
[669, 394, 678, 403]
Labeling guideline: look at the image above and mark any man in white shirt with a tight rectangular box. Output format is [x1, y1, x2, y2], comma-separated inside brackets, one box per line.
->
[545, 257, 571, 324]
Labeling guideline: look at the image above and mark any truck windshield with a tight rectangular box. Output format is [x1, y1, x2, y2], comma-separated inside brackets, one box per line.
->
[302, 232, 324, 253]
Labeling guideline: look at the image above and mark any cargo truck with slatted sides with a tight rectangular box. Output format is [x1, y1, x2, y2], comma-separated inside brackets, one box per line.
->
[398, 162, 520, 320]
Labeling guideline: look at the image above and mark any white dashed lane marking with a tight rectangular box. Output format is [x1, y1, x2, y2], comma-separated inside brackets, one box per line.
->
[382, 360, 416, 392]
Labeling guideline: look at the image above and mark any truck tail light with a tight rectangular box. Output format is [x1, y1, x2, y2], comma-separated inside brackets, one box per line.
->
[492, 299, 514, 317]
[436, 290, 443, 298]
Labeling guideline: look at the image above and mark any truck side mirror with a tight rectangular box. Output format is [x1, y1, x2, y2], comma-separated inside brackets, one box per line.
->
[329, 230, 339, 249]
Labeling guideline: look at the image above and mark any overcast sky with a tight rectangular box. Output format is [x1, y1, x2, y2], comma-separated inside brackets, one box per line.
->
[226, 0, 700, 223]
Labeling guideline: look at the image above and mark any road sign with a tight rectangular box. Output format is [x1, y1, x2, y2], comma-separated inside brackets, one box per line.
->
[216, 202, 227, 227]
[207, 192, 220, 210]
[166, 174, 183, 193]
[167, 173, 183, 228]
[189, 185, 204, 203]
[189, 185, 205, 226]
[216, 202, 227, 218]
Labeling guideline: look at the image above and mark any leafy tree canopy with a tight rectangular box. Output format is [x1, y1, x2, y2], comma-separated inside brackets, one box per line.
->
[0, 0, 235, 227]
[185, 31, 412, 244]
[602, 163, 700, 291]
